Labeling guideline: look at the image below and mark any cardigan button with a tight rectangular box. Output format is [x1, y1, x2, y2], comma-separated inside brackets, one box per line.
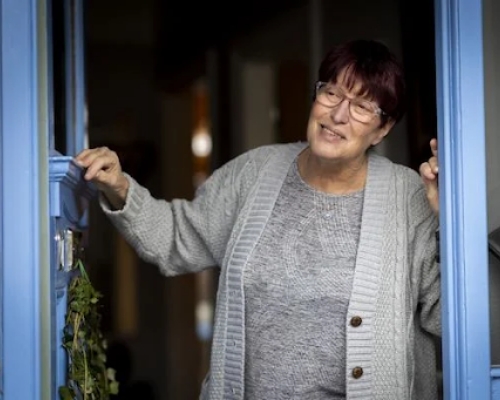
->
[352, 366, 364, 379]
[350, 316, 362, 327]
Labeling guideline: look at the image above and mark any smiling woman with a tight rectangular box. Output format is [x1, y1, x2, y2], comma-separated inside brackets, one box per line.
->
[74, 38, 442, 400]
[302, 40, 406, 194]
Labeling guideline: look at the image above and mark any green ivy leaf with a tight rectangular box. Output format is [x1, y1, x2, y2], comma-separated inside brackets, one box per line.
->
[59, 258, 119, 400]
[58, 386, 74, 400]
[109, 381, 120, 395]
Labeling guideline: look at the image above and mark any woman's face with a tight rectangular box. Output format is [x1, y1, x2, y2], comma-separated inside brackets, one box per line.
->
[306, 69, 394, 167]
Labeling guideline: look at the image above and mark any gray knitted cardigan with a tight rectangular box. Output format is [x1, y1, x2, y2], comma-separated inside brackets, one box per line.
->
[102, 142, 441, 400]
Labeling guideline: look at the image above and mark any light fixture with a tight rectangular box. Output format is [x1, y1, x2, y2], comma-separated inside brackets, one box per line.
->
[191, 127, 212, 158]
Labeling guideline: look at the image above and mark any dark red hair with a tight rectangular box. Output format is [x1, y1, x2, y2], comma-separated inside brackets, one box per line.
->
[318, 39, 406, 126]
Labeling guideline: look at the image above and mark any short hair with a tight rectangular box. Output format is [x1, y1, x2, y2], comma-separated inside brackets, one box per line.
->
[318, 39, 406, 126]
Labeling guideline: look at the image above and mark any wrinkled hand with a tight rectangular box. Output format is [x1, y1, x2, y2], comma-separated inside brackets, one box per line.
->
[419, 138, 439, 216]
[74, 147, 129, 209]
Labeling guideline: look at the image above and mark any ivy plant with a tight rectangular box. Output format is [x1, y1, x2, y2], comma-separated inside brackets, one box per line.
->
[59, 259, 119, 400]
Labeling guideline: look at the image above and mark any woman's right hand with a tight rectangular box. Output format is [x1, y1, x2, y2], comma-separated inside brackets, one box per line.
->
[419, 138, 439, 217]
[74, 147, 129, 210]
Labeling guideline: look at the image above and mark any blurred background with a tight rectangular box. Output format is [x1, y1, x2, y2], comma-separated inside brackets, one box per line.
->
[75, 0, 438, 398]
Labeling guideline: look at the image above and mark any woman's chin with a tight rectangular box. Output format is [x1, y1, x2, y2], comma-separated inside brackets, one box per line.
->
[309, 139, 344, 159]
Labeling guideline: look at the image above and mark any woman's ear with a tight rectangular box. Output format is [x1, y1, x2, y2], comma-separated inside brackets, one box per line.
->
[371, 119, 396, 146]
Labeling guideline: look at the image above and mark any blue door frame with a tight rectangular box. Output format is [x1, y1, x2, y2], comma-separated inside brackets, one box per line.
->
[0, 0, 495, 399]
[1, 0, 48, 399]
[434, 0, 494, 398]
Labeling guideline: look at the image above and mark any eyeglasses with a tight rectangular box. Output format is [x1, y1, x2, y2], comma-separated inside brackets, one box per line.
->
[315, 81, 386, 123]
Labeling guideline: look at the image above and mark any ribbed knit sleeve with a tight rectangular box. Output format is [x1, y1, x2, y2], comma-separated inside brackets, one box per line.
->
[99, 151, 256, 277]
[407, 173, 441, 337]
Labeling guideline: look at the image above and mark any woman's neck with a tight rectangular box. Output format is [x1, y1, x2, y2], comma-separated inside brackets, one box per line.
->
[298, 148, 368, 194]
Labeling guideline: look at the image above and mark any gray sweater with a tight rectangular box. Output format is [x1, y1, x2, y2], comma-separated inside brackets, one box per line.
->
[102, 142, 441, 400]
[244, 158, 364, 399]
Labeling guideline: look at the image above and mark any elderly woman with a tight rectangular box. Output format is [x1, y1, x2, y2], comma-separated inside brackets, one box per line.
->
[76, 39, 441, 400]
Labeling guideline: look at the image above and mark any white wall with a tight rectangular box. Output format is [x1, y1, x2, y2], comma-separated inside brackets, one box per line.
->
[229, 4, 310, 153]
[241, 62, 277, 150]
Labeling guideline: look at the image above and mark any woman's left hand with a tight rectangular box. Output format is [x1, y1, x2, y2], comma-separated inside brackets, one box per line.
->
[419, 138, 439, 216]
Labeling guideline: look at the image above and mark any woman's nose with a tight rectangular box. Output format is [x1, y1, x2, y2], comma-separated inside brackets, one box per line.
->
[330, 99, 350, 124]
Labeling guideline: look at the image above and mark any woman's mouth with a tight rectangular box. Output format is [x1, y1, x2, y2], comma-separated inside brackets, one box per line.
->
[320, 124, 345, 140]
